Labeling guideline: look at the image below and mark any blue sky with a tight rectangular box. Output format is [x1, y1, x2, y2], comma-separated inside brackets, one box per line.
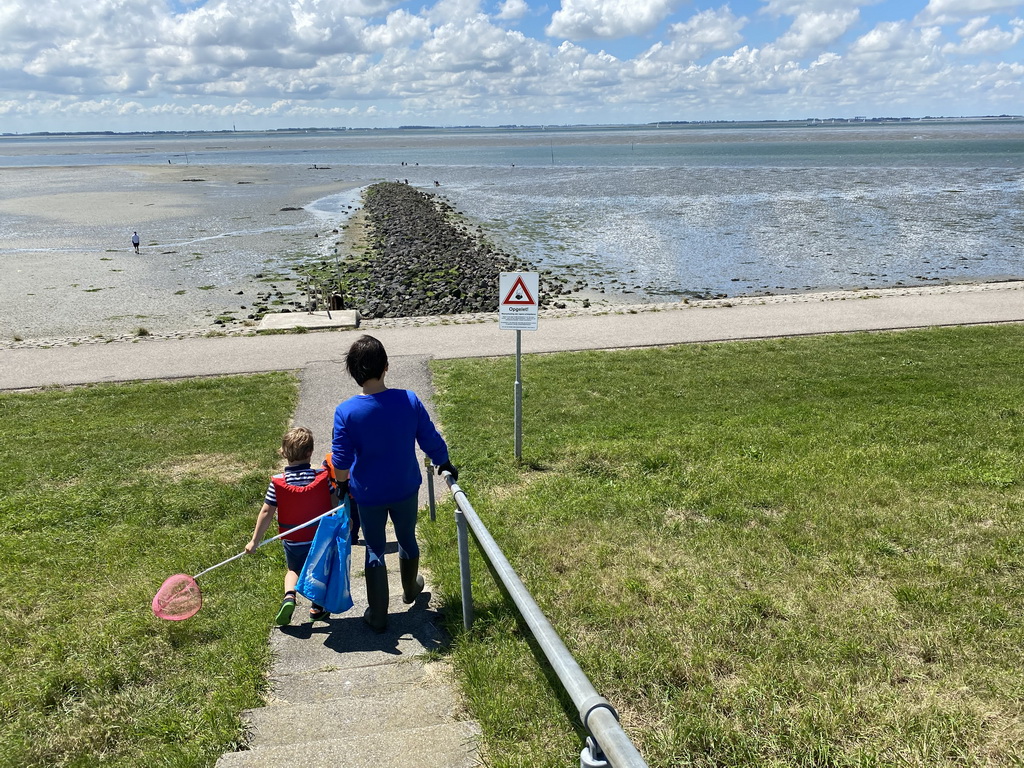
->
[1, 0, 1022, 132]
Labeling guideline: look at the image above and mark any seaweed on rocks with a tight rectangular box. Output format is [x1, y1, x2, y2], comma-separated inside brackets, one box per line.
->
[310, 182, 568, 319]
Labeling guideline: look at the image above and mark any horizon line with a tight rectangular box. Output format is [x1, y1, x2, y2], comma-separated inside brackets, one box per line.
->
[4, 114, 1024, 138]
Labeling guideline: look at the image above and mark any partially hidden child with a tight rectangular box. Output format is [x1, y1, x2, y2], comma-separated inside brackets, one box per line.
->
[246, 426, 335, 626]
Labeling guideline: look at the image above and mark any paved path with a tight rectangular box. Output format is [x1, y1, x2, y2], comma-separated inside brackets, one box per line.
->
[3, 283, 1023, 392]
[2, 282, 1024, 393]
[215, 355, 480, 768]
[3, 282, 1023, 767]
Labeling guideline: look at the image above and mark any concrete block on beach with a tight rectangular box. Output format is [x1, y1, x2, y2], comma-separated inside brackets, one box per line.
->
[257, 310, 359, 331]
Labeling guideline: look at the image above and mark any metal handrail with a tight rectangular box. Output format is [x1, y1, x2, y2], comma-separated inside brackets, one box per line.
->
[428, 465, 649, 768]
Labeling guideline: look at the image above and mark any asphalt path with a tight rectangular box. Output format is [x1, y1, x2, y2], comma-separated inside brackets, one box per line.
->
[3, 284, 1023, 392]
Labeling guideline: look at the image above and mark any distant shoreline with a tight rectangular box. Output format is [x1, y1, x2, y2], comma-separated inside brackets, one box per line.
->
[4, 114, 1022, 140]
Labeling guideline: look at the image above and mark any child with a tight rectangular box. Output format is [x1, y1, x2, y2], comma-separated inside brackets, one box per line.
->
[246, 426, 335, 625]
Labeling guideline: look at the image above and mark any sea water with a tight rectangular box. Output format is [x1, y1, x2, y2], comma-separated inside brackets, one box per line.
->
[2, 121, 1022, 300]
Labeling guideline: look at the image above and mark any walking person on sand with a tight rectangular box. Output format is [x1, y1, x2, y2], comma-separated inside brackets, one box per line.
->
[330, 335, 458, 633]
[131, 231, 140, 253]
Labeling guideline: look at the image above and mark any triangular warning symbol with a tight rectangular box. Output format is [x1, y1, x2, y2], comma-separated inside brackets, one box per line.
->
[502, 275, 536, 305]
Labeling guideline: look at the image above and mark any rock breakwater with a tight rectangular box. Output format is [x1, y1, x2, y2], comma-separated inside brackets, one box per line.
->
[309, 182, 570, 319]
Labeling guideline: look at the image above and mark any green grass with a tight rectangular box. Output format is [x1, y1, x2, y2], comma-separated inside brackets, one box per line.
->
[423, 325, 1024, 767]
[0, 374, 299, 767]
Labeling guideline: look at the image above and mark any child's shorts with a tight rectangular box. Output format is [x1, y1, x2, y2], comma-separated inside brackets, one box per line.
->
[283, 540, 312, 573]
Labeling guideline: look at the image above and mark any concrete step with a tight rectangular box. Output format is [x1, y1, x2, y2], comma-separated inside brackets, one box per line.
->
[269, 609, 446, 674]
[284, 558, 433, 617]
[268, 659, 430, 704]
[241, 684, 460, 747]
[269, 580, 447, 675]
[215, 721, 481, 768]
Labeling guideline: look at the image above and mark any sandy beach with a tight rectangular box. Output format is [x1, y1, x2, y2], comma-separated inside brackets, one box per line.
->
[0, 163, 361, 341]
[3, 159, 1022, 349]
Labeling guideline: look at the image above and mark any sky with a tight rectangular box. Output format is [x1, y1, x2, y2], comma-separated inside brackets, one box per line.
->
[1, 0, 1022, 133]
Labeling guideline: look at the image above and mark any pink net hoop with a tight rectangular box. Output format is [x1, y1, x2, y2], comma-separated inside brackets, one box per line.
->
[152, 573, 203, 621]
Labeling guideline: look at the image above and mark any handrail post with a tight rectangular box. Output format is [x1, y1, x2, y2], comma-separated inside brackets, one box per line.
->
[455, 507, 474, 630]
[424, 456, 436, 521]
[580, 736, 609, 768]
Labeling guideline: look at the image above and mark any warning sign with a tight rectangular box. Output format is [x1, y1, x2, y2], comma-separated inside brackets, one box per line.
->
[499, 272, 539, 331]
[503, 274, 536, 305]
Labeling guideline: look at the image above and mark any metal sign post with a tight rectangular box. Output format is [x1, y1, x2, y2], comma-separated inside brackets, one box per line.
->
[499, 272, 539, 461]
[515, 329, 523, 459]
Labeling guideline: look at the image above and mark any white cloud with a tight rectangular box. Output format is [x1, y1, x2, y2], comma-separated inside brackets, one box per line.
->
[638, 7, 746, 65]
[362, 10, 432, 50]
[546, 0, 685, 40]
[0, 0, 1022, 131]
[420, 17, 537, 75]
[761, 0, 874, 14]
[848, 20, 943, 60]
[497, 0, 530, 20]
[167, 0, 366, 56]
[774, 10, 860, 55]
[943, 17, 1024, 54]
[918, 0, 1024, 24]
[428, 0, 484, 25]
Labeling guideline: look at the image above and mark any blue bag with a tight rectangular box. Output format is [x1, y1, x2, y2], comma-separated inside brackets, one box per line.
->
[295, 501, 353, 614]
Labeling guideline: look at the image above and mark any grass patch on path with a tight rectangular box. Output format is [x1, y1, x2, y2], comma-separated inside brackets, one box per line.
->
[0, 373, 297, 767]
[424, 325, 1024, 767]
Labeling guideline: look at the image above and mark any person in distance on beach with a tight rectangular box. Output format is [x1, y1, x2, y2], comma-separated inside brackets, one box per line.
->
[131, 231, 140, 253]
[330, 335, 457, 633]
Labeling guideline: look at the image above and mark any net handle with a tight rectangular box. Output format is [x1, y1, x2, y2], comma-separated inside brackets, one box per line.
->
[193, 501, 345, 579]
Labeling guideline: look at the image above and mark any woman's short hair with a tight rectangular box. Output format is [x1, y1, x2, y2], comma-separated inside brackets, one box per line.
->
[345, 335, 389, 385]
[280, 426, 315, 462]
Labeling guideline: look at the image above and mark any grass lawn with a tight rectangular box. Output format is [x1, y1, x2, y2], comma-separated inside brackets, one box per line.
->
[0, 374, 298, 768]
[423, 324, 1024, 768]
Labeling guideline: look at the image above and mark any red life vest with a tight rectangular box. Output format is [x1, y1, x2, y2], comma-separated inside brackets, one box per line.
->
[273, 469, 332, 542]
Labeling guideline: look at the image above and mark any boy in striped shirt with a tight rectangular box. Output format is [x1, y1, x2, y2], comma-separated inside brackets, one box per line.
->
[246, 426, 334, 625]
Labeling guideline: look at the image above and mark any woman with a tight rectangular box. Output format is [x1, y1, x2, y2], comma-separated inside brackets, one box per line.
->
[331, 335, 457, 632]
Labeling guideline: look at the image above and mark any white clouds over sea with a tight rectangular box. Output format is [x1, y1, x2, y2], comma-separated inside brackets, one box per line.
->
[0, 0, 1022, 132]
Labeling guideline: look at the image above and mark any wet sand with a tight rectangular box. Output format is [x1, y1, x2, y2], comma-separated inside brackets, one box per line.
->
[0, 163, 361, 340]
[3, 162, 1021, 347]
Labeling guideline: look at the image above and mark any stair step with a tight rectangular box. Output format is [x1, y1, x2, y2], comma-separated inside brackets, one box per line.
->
[277, 569, 432, 616]
[268, 659, 430, 704]
[242, 684, 460, 747]
[215, 721, 481, 768]
[269, 609, 446, 675]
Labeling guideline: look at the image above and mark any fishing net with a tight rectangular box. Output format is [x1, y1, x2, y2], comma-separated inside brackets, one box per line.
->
[152, 573, 203, 621]
[150, 505, 342, 621]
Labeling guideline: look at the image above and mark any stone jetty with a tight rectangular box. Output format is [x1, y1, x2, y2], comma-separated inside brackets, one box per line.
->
[313, 182, 569, 319]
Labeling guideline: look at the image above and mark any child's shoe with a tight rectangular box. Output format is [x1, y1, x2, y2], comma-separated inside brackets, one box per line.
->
[309, 604, 330, 621]
[275, 597, 296, 626]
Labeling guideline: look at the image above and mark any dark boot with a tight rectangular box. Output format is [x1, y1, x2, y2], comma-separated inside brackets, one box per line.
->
[399, 556, 425, 604]
[363, 566, 389, 633]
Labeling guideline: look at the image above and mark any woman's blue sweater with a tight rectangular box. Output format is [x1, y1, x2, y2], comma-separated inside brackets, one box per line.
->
[331, 388, 450, 507]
